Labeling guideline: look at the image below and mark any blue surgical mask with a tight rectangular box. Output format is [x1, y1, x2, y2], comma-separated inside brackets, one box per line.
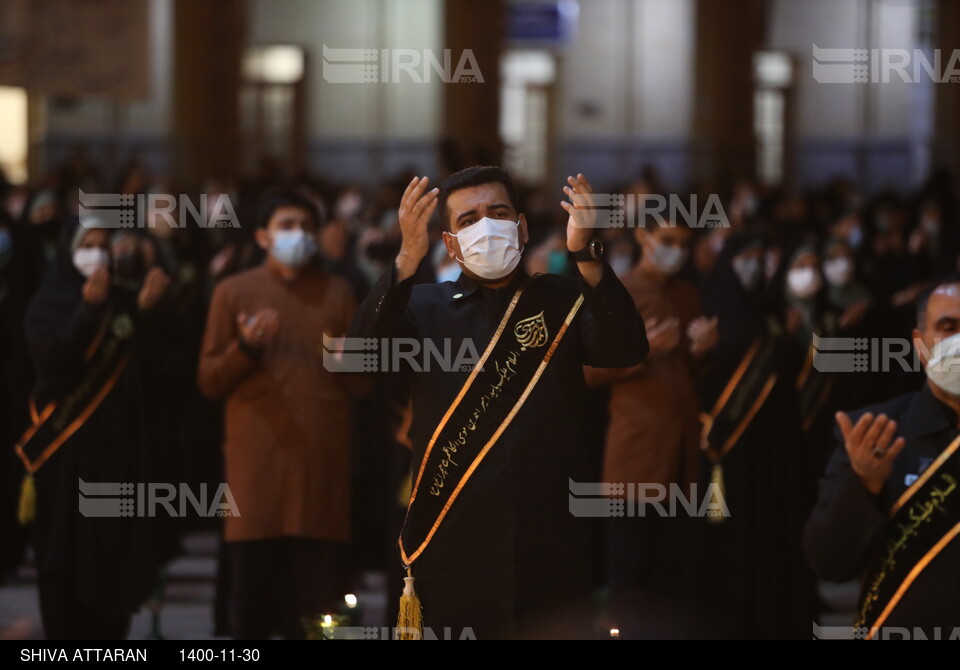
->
[609, 252, 632, 277]
[548, 249, 568, 275]
[847, 226, 864, 249]
[271, 229, 317, 269]
[436, 263, 461, 283]
[0, 229, 12, 267]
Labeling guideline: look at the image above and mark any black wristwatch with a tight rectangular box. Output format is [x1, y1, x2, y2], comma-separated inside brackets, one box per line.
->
[570, 238, 605, 263]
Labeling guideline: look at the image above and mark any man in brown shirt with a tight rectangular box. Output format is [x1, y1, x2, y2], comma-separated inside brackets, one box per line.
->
[198, 191, 357, 639]
[584, 220, 717, 636]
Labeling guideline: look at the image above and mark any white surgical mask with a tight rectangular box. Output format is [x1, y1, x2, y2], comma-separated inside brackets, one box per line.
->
[450, 217, 522, 280]
[73, 248, 110, 278]
[271, 229, 316, 269]
[647, 240, 688, 276]
[732, 257, 762, 291]
[925, 333, 960, 396]
[823, 257, 854, 287]
[787, 266, 822, 300]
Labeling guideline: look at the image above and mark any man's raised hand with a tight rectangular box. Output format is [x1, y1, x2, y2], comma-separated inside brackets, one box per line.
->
[560, 173, 596, 253]
[396, 176, 439, 281]
[836, 411, 907, 496]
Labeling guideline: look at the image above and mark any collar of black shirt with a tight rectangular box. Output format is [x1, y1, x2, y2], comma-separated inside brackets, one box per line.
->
[906, 382, 960, 438]
[449, 267, 530, 303]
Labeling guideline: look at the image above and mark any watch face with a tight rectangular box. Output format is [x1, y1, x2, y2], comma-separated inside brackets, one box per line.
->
[591, 239, 604, 258]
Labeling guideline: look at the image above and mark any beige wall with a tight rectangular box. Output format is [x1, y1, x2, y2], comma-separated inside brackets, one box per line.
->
[247, 0, 444, 140]
[768, 0, 920, 139]
[559, 0, 694, 139]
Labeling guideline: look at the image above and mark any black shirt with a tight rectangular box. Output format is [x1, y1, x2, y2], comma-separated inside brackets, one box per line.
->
[805, 383, 960, 630]
[348, 259, 647, 637]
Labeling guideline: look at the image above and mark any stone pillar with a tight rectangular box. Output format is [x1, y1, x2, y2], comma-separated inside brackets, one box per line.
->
[441, 0, 505, 175]
[933, 0, 960, 193]
[171, 0, 245, 187]
[692, 0, 766, 190]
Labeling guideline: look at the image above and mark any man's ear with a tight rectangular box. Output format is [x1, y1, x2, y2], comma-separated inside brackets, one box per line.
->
[442, 230, 459, 259]
[255, 228, 271, 251]
[518, 213, 529, 246]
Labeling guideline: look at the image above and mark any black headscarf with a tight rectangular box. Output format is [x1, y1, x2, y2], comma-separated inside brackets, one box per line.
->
[22, 216, 172, 618]
[772, 241, 836, 352]
[24, 217, 120, 402]
[699, 233, 773, 404]
[701, 232, 768, 350]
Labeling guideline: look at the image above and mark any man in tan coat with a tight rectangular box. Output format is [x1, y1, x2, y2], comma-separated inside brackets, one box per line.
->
[198, 190, 356, 639]
[585, 220, 717, 637]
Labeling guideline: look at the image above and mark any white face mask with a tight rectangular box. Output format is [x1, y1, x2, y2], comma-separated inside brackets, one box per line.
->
[450, 217, 522, 280]
[787, 266, 822, 300]
[732, 256, 762, 291]
[73, 248, 110, 278]
[270, 229, 316, 269]
[925, 333, 960, 396]
[647, 239, 688, 276]
[823, 257, 854, 287]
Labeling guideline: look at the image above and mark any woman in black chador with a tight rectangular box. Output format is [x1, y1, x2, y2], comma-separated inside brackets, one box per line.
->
[695, 233, 816, 639]
[22, 217, 175, 639]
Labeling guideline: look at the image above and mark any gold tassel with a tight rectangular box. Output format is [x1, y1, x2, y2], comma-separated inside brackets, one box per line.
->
[396, 568, 422, 640]
[18, 473, 36, 526]
[708, 462, 725, 524]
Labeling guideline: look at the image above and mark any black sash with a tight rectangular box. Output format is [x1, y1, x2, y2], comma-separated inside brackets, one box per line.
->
[700, 331, 779, 463]
[399, 274, 584, 567]
[15, 310, 134, 476]
[855, 435, 960, 637]
[699, 327, 779, 516]
[796, 337, 835, 432]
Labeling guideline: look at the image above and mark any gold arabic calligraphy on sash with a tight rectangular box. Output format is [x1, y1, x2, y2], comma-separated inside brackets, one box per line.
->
[857, 471, 958, 627]
[428, 311, 549, 497]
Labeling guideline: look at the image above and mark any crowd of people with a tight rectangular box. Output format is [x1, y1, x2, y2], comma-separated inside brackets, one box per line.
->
[0, 149, 957, 639]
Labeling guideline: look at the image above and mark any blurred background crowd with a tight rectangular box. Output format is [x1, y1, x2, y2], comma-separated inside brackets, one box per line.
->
[1, 0, 960, 640]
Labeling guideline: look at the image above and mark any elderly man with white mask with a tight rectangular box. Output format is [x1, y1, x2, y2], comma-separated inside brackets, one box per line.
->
[806, 274, 960, 636]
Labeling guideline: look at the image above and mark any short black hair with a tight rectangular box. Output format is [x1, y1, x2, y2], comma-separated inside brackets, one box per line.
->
[256, 189, 321, 230]
[916, 272, 960, 329]
[438, 166, 518, 231]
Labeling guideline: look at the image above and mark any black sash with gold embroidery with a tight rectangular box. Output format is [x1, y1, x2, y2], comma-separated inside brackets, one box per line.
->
[399, 275, 584, 567]
[700, 325, 779, 510]
[14, 309, 135, 523]
[855, 435, 960, 637]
